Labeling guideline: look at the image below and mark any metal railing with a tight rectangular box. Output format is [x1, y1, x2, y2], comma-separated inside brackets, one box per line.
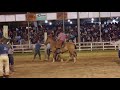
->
[11, 42, 118, 53]
[76, 42, 118, 51]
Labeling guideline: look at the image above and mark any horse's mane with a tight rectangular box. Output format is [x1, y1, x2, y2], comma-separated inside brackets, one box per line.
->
[48, 35, 56, 41]
[0, 36, 10, 43]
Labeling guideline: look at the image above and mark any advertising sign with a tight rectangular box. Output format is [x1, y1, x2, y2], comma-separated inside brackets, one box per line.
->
[36, 13, 47, 20]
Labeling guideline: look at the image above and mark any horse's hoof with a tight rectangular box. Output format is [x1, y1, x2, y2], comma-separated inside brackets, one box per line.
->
[73, 57, 77, 63]
[66, 61, 69, 63]
[61, 59, 63, 62]
[52, 61, 55, 63]
[73, 61, 76, 63]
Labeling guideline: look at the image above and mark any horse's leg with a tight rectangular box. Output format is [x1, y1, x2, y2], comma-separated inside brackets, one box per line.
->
[73, 51, 77, 63]
[61, 58, 63, 62]
[73, 57, 77, 63]
[66, 56, 71, 63]
[66, 52, 71, 63]
[59, 54, 63, 62]
[48, 49, 51, 61]
[52, 53, 55, 62]
[53, 49, 59, 62]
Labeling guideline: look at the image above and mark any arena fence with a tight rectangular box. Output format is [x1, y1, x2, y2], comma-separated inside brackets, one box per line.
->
[11, 42, 118, 53]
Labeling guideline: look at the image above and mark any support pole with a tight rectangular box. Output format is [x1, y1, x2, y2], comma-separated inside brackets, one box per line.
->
[99, 12, 102, 42]
[77, 12, 81, 50]
[63, 12, 65, 32]
[44, 32, 48, 60]
[27, 12, 31, 48]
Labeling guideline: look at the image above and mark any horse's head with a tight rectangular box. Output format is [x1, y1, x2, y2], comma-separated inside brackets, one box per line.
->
[44, 35, 53, 45]
[0, 37, 10, 44]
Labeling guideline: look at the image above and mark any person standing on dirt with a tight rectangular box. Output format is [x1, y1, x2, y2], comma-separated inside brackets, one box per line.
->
[0, 40, 9, 78]
[46, 42, 51, 60]
[110, 37, 120, 60]
[33, 40, 41, 61]
[7, 42, 15, 72]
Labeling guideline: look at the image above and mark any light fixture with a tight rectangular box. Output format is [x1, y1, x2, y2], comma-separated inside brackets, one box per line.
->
[91, 18, 94, 21]
[49, 22, 52, 25]
[45, 20, 48, 23]
[104, 22, 106, 25]
[112, 19, 116, 23]
[70, 21, 72, 24]
[116, 17, 119, 19]
[91, 21, 93, 23]
[68, 19, 70, 22]
[99, 22, 101, 25]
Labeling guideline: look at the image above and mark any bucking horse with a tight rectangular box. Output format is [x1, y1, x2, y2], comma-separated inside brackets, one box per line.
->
[45, 34, 77, 63]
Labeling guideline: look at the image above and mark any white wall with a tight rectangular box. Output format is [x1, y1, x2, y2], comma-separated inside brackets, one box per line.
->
[5, 15, 16, 22]
[79, 12, 89, 18]
[0, 15, 5, 22]
[111, 12, 120, 17]
[47, 13, 57, 20]
[88, 12, 99, 18]
[100, 12, 111, 18]
[15, 14, 26, 21]
[67, 12, 77, 19]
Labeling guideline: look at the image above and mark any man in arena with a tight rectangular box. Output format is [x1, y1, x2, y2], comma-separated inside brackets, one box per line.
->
[0, 39, 9, 78]
[7, 42, 15, 72]
[46, 42, 51, 60]
[110, 37, 120, 60]
[33, 40, 41, 61]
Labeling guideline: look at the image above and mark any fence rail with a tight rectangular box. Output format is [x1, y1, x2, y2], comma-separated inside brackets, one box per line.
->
[11, 42, 118, 53]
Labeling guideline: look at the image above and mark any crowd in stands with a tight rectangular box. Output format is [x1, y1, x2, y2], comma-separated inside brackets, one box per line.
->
[0, 21, 120, 45]
[80, 22, 120, 42]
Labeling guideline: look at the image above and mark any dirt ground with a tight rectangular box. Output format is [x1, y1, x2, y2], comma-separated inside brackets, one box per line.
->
[10, 50, 120, 78]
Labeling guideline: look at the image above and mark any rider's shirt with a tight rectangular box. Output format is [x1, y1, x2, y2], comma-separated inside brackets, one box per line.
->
[58, 32, 66, 42]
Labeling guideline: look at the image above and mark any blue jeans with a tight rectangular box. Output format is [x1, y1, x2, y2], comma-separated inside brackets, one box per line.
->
[34, 50, 41, 59]
[8, 54, 14, 65]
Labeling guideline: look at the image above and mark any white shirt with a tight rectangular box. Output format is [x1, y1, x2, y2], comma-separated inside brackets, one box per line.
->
[46, 43, 51, 49]
[111, 40, 120, 50]
[8, 48, 14, 54]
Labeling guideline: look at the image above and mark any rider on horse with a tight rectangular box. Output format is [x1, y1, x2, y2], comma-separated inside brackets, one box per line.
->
[57, 30, 66, 48]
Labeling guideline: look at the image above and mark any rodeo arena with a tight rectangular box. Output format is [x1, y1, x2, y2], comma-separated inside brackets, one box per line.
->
[1, 12, 120, 78]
